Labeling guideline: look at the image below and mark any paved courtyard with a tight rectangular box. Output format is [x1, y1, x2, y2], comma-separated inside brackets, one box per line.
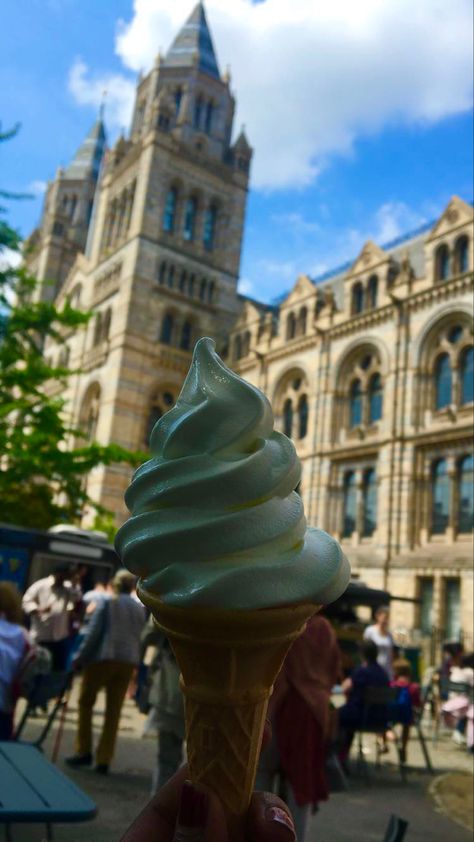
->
[9, 685, 474, 841]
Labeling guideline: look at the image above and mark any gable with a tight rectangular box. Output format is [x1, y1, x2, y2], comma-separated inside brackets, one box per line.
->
[347, 240, 387, 278]
[282, 274, 314, 307]
[426, 196, 474, 243]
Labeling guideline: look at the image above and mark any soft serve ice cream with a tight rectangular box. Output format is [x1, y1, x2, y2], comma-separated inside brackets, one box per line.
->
[115, 337, 349, 609]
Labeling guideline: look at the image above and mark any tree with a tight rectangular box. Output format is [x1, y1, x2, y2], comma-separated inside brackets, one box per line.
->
[0, 126, 144, 529]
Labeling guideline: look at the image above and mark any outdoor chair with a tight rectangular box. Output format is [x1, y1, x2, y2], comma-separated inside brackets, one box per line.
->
[354, 686, 405, 782]
[14, 671, 73, 751]
[382, 814, 408, 842]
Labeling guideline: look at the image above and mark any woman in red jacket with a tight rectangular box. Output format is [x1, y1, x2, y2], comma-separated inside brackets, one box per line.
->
[257, 612, 342, 842]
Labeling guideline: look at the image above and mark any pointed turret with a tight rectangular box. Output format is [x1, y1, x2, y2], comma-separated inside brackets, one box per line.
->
[64, 117, 107, 181]
[163, 2, 221, 79]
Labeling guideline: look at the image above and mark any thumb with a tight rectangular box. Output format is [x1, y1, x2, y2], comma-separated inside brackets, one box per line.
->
[173, 781, 228, 842]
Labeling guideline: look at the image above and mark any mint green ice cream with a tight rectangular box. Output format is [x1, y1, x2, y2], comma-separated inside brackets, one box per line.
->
[115, 337, 350, 609]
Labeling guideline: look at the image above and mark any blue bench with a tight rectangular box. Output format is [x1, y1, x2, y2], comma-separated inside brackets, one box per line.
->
[0, 742, 97, 841]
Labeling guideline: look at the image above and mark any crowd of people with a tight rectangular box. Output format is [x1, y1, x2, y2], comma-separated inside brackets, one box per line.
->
[0, 567, 473, 841]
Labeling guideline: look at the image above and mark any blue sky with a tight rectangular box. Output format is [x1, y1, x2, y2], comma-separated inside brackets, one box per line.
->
[1, 0, 472, 303]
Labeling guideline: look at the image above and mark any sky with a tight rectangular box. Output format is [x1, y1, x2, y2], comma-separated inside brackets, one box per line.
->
[1, 0, 473, 303]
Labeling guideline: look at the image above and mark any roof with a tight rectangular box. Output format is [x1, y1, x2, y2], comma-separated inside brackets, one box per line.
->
[164, 2, 220, 80]
[271, 217, 437, 308]
[63, 118, 106, 182]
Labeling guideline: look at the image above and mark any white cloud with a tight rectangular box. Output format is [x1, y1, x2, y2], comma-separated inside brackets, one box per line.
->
[373, 202, 427, 244]
[0, 247, 22, 272]
[27, 180, 47, 197]
[68, 59, 135, 132]
[272, 212, 320, 236]
[107, 0, 472, 189]
[237, 277, 255, 296]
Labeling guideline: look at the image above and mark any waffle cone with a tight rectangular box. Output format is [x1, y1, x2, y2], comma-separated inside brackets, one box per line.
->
[138, 585, 318, 823]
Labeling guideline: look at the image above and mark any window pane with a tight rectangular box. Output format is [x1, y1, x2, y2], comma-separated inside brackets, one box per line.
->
[163, 189, 177, 232]
[203, 206, 217, 250]
[350, 380, 362, 427]
[298, 395, 308, 439]
[456, 236, 469, 273]
[183, 198, 197, 241]
[343, 472, 357, 537]
[434, 354, 452, 409]
[458, 455, 474, 533]
[368, 276, 378, 308]
[160, 314, 173, 345]
[352, 284, 364, 314]
[419, 578, 434, 635]
[283, 399, 293, 438]
[362, 469, 377, 537]
[436, 245, 450, 281]
[368, 373, 383, 423]
[461, 347, 474, 404]
[444, 579, 461, 639]
[432, 459, 449, 534]
[180, 322, 192, 351]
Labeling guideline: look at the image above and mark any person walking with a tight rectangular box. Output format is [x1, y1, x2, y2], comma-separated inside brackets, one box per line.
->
[22, 564, 82, 671]
[257, 612, 342, 842]
[363, 605, 395, 679]
[0, 583, 33, 739]
[66, 569, 145, 773]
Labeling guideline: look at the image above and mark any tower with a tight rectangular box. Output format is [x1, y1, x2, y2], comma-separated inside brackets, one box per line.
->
[26, 116, 106, 301]
[42, 2, 253, 522]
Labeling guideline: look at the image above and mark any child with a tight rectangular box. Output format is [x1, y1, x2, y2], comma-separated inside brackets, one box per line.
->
[390, 658, 421, 763]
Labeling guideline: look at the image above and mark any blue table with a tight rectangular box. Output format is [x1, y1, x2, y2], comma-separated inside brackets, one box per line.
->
[0, 742, 97, 840]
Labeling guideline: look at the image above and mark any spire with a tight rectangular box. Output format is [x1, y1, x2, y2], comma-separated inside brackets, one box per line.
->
[164, 2, 220, 80]
[64, 117, 107, 181]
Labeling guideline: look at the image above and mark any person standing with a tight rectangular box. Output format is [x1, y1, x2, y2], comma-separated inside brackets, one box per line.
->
[22, 564, 82, 671]
[66, 569, 145, 773]
[363, 605, 395, 679]
[257, 612, 342, 842]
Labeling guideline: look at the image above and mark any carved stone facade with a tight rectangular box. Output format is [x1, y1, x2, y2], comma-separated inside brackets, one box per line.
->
[26, 4, 473, 643]
[230, 195, 474, 643]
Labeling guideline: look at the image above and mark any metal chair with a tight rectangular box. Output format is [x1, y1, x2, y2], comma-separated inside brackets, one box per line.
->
[14, 671, 73, 750]
[383, 814, 408, 842]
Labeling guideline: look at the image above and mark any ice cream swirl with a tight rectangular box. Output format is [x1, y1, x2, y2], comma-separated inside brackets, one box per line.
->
[115, 337, 349, 609]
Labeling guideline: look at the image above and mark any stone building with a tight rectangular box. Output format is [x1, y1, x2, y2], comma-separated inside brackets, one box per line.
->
[26, 3, 473, 642]
[230, 196, 473, 645]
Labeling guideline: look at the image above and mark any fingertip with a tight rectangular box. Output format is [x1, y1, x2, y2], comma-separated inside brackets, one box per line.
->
[248, 791, 296, 841]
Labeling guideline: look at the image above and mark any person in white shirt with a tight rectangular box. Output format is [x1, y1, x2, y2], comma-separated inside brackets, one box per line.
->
[363, 605, 395, 680]
[22, 564, 82, 670]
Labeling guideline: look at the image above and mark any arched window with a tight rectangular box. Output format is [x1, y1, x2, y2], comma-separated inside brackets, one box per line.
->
[145, 406, 162, 447]
[349, 379, 363, 427]
[298, 395, 308, 439]
[435, 244, 450, 282]
[163, 187, 178, 233]
[454, 235, 469, 274]
[183, 197, 198, 241]
[194, 96, 203, 130]
[432, 459, 449, 534]
[368, 275, 378, 309]
[189, 275, 195, 297]
[352, 282, 364, 315]
[160, 313, 174, 345]
[208, 281, 215, 303]
[234, 335, 242, 361]
[434, 353, 452, 409]
[299, 307, 307, 336]
[343, 471, 357, 538]
[167, 265, 175, 288]
[159, 261, 167, 284]
[205, 101, 214, 134]
[180, 321, 192, 351]
[199, 278, 207, 301]
[362, 469, 377, 537]
[175, 87, 183, 115]
[461, 347, 474, 404]
[283, 399, 293, 438]
[179, 270, 187, 293]
[368, 373, 383, 423]
[457, 455, 474, 533]
[242, 331, 251, 358]
[286, 312, 296, 340]
[203, 205, 217, 250]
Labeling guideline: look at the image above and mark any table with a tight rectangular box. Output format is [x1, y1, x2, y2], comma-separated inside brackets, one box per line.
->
[0, 742, 97, 841]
